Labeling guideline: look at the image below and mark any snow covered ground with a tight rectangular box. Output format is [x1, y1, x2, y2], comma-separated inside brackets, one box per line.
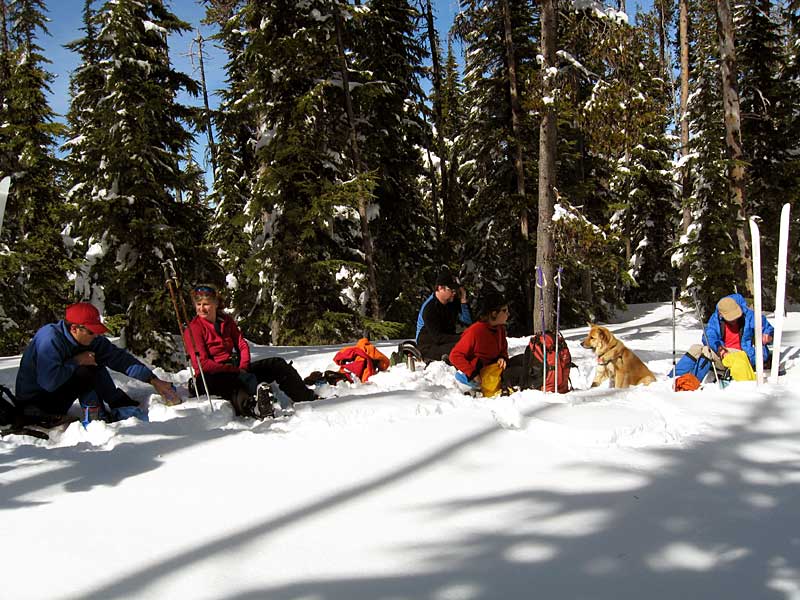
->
[2, 302, 800, 600]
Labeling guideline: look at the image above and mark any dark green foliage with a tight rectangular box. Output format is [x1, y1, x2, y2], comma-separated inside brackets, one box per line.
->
[737, 0, 799, 304]
[348, 0, 432, 331]
[596, 11, 679, 303]
[0, 0, 71, 354]
[453, 0, 539, 334]
[5, 0, 800, 364]
[552, 201, 629, 325]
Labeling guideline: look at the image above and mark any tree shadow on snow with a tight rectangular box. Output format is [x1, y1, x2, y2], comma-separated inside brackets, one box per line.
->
[0, 404, 242, 510]
[64, 391, 800, 600]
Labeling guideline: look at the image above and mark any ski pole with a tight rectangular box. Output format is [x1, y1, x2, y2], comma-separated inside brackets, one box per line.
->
[692, 292, 721, 388]
[749, 217, 764, 385]
[671, 286, 677, 392]
[163, 260, 213, 410]
[173, 271, 214, 411]
[554, 266, 562, 393]
[536, 266, 547, 392]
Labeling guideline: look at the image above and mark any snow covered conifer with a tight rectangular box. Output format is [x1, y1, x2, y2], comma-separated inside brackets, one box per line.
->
[64, 0, 207, 364]
[737, 0, 797, 303]
[0, 0, 71, 353]
[453, 0, 539, 334]
[677, 2, 742, 315]
[346, 0, 431, 330]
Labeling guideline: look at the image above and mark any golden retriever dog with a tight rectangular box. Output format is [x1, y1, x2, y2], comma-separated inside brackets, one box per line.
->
[581, 324, 656, 388]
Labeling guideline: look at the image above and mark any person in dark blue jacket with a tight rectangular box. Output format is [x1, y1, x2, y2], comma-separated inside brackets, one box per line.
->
[14, 302, 180, 424]
[415, 266, 472, 362]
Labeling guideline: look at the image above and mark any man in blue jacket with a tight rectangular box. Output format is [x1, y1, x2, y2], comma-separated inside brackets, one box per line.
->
[415, 266, 472, 362]
[15, 302, 180, 424]
[674, 293, 774, 381]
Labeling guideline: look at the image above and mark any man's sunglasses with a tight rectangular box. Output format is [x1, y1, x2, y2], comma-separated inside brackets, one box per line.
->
[194, 285, 217, 295]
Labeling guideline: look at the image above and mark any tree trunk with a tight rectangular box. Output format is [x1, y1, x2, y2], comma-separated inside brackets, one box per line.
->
[333, 5, 381, 320]
[501, 0, 532, 330]
[716, 0, 753, 296]
[535, 0, 557, 333]
[423, 0, 451, 245]
[657, 0, 680, 129]
[195, 31, 218, 182]
[679, 0, 692, 281]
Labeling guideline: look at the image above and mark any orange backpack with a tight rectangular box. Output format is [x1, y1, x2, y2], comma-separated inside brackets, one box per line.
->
[333, 338, 390, 383]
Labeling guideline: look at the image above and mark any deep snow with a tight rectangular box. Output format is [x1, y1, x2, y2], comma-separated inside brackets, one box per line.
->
[2, 302, 800, 600]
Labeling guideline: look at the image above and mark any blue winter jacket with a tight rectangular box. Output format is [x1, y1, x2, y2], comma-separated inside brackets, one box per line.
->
[415, 293, 472, 341]
[15, 321, 154, 402]
[704, 293, 774, 367]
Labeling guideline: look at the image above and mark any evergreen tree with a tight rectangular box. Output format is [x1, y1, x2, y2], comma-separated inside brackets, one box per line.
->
[453, 0, 539, 335]
[737, 0, 797, 302]
[0, 0, 70, 353]
[784, 0, 800, 299]
[599, 10, 678, 303]
[212, 0, 385, 345]
[348, 0, 431, 331]
[64, 0, 208, 364]
[204, 0, 258, 315]
[678, 0, 740, 316]
[535, 4, 632, 325]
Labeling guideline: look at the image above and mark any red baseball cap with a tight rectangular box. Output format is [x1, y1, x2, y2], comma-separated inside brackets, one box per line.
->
[65, 302, 109, 335]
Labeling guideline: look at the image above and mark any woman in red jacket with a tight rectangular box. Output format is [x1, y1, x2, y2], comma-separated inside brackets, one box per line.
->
[449, 291, 512, 390]
[184, 284, 314, 417]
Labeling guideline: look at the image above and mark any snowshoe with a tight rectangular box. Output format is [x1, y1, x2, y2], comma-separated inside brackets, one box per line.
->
[303, 370, 349, 387]
[0, 425, 50, 440]
[254, 383, 276, 419]
[398, 341, 423, 361]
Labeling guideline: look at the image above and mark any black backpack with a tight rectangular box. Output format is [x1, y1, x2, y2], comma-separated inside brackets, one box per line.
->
[0, 385, 19, 426]
[520, 331, 574, 393]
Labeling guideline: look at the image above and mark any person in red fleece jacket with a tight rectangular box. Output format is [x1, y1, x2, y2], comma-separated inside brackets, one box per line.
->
[184, 284, 314, 415]
[449, 291, 516, 390]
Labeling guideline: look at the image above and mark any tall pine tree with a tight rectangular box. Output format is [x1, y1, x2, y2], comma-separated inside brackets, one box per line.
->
[0, 0, 70, 353]
[64, 0, 207, 364]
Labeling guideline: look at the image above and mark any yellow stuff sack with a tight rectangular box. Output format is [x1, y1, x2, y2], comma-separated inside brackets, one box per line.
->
[722, 350, 756, 381]
[479, 362, 504, 397]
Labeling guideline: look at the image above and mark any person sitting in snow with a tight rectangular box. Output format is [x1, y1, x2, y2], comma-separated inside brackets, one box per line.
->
[14, 302, 180, 425]
[675, 293, 774, 382]
[415, 266, 472, 362]
[448, 290, 525, 395]
[185, 283, 315, 417]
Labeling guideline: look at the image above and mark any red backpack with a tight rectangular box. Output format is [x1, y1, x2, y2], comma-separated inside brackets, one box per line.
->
[521, 331, 573, 393]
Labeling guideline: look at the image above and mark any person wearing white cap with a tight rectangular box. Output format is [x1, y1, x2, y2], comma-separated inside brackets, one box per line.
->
[14, 302, 179, 425]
